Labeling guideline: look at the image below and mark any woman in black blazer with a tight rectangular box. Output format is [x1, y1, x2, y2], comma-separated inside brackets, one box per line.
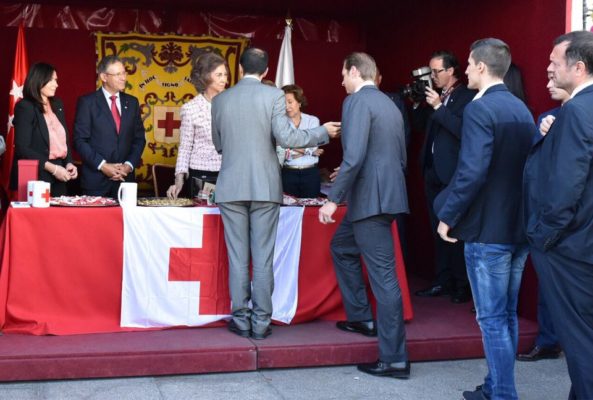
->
[11, 62, 77, 196]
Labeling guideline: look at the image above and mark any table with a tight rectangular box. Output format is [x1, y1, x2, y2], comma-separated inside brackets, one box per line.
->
[0, 206, 412, 335]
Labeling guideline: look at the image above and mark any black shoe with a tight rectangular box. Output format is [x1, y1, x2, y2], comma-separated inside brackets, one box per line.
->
[251, 327, 272, 340]
[415, 284, 451, 297]
[463, 388, 489, 400]
[357, 360, 410, 379]
[227, 320, 250, 338]
[451, 287, 472, 303]
[516, 345, 561, 361]
[336, 320, 377, 337]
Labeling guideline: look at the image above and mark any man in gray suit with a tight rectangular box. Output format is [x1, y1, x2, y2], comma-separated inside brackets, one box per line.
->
[319, 52, 409, 377]
[212, 48, 340, 340]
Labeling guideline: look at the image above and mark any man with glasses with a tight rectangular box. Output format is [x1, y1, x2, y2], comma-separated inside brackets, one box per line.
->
[413, 51, 475, 303]
[74, 55, 146, 197]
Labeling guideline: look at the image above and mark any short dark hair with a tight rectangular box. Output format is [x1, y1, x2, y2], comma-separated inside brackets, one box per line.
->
[23, 62, 56, 112]
[431, 50, 461, 78]
[343, 52, 377, 81]
[554, 30, 593, 75]
[191, 52, 228, 92]
[470, 38, 511, 79]
[97, 55, 123, 74]
[282, 84, 308, 109]
[240, 48, 268, 75]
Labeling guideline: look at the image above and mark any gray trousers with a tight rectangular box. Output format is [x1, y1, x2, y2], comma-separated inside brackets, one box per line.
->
[218, 201, 279, 334]
[330, 214, 408, 363]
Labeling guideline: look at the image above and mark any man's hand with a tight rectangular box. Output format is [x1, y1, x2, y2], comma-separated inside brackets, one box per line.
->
[329, 166, 340, 182]
[323, 122, 341, 139]
[539, 115, 556, 136]
[425, 87, 442, 109]
[101, 163, 125, 181]
[319, 201, 338, 224]
[313, 148, 324, 157]
[437, 221, 458, 243]
[65, 163, 78, 179]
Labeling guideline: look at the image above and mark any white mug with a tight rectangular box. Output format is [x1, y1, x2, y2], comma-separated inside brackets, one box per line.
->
[27, 180, 51, 208]
[118, 182, 138, 207]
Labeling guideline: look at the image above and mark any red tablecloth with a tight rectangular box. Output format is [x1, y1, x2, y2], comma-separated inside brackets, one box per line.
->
[0, 206, 412, 335]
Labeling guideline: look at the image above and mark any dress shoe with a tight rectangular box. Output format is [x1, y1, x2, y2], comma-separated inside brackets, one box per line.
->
[451, 287, 472, 303]
[357, 360, 410, 379]
[336, 320, 377, 337]
[251, 327, 272, 340]
[227, 320, 250, 338]
[462, 388, 489, 400]
[516, 345, 561, 361]
[415, 284, 451, 297]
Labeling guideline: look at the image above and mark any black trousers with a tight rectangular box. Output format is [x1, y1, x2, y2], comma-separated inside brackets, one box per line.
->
[330, 214, 407, 363]
[281, 166, 320, 198]
[424, 167, 468, 289]
[531, 247, 593, 399]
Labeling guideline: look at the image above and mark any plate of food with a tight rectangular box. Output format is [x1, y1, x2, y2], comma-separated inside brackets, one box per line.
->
[50, 196, 118, 207]
[137, 197, 195, 207]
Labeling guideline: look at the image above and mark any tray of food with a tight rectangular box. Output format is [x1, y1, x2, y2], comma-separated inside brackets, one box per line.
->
[50, 196, 118, 207]
[137, 197, 195, 207]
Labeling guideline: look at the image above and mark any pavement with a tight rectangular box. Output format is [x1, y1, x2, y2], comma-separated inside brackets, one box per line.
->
[0, 356, 570, 399]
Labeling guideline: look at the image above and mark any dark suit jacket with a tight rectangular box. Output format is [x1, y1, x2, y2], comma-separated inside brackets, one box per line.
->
[329, 85, 409, 222]
[417, 85, 476, 185]
[73, 89, 146, 195]
[435, 84, 536, 243]
[10, 97, 73, 192]
[524, 84, 593, 263]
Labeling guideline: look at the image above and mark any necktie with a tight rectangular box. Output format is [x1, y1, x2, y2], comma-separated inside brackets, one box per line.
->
[110, 95, 121, 134]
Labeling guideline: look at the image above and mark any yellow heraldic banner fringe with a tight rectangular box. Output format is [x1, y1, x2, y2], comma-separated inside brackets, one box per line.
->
[95, 32, 249, 191]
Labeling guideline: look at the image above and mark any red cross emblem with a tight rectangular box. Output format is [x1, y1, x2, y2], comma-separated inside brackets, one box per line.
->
[157, 111, 181, 137]
[41, 188, 51, 203]
[168, 214, 230, 315]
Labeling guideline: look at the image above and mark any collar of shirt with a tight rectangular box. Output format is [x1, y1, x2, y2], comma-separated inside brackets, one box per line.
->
[354, 80, 375, 93]
[570, 79, 593, 98]
[102, 86, 121, 112]
[473, 80, 504, 101]
[243, 75, 263, 82]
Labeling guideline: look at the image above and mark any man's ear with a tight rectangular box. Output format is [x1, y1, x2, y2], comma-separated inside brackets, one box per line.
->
[575, 60, 588, 77]
[261, 67, 269, 79]
[239, 65, 244, 79]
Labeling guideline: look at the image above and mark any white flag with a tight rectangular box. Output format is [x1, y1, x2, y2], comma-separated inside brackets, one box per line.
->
[121, 206, 304, 328]
[275, 23, 294, 88]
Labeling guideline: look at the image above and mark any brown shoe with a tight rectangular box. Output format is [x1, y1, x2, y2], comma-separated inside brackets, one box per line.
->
[516, 345, 561, 361]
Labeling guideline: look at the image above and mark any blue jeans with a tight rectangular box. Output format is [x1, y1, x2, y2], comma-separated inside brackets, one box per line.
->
[465, 243, 529, 400]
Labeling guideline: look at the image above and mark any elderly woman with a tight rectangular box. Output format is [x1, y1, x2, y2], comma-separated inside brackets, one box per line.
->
[11, 62, 77, 196]
[276, 84, 324, 198]
[167, 52, 228, 199]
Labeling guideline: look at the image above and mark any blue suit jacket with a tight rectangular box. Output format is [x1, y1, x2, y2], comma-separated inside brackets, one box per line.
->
[435, 84, 536, 243]
[329, 85, 409, 221]
[524, 84, 593, 263]
[73, 89, 146, 195]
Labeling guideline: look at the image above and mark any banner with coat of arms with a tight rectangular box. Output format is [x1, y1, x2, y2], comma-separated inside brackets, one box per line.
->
[95, 32, 249, 191]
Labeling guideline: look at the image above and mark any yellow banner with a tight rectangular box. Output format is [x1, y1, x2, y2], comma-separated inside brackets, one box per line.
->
[95, 32, 249, 191]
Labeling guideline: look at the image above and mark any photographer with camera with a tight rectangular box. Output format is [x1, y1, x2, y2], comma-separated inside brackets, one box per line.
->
[412, 50, 476, 304]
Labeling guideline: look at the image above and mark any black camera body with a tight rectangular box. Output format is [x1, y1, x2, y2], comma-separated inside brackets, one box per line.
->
[401, 66, 433, 103]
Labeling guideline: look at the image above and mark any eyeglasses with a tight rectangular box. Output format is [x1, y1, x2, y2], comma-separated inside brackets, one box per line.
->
[431, 68, 446, 76]
[105, 71, 128, 78]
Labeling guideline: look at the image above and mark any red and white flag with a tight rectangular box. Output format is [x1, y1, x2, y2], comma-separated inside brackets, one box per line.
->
[275, 20, 294, 88]
[121, 206, 304, 328]
[1, 24, 29, 195]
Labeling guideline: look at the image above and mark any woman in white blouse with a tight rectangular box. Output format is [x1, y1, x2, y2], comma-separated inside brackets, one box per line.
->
[276, 84, 324, 198]
[167, 52, 228, 199]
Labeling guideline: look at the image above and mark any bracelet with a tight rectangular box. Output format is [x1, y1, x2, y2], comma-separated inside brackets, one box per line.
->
[52, 164, 58, 176]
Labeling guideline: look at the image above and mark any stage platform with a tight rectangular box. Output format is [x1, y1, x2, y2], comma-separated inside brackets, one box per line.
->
[0, 285, 538, 382]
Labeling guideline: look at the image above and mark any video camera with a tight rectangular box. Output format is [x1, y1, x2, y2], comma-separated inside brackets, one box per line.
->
[401, 66, 433, 103]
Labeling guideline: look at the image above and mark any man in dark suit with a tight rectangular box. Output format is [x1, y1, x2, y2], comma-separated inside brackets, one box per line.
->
[212, 48, 340, 340]
[74, 55, 146, 197]
[319, 52, 409, 378]
[435, 39, 535, 400]
[524, 31, 593, 399]
[413, 51, 476, 303]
